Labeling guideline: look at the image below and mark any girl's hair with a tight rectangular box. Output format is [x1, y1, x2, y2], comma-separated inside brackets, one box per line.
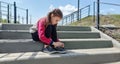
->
[45, 8, 63, 28]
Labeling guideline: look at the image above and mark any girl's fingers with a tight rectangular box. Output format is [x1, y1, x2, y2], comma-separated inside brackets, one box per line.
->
[62, 43, 64, 47]
[54, 42, 65, 48]
[59, 42, 64, 47]
[60, 42, 64, 47]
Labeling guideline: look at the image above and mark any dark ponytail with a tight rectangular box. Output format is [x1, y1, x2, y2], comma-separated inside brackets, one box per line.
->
[45, 8, 63, 28]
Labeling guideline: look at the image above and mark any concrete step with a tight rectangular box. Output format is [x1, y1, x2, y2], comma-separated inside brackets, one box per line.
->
[0, 39, 43, 53]
[58, 31, 100, 39]
[0, 30, 32, 39]
[0, 24, 91, 31]
[0, 24, 32, 30]
[57, 26, 91, 31]
[0, 30, 100, 39]
[0, 48, 120, 64]
[103, 61, 120, 64]
[0, 39, 113, 53]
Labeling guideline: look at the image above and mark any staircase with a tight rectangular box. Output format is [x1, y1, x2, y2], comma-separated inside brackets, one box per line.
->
[0, 24, 120, 64]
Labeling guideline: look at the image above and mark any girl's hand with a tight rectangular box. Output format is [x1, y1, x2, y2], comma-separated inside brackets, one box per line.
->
[52, 42, 61, 47]
[53, 42, 64, 48]
[57, 42, 64, 47]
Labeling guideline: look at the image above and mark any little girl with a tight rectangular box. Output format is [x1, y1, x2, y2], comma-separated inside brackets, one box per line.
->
[30, 9, 65, 53]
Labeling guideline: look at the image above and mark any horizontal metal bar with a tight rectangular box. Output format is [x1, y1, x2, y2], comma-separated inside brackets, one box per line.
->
[1, 10, 7, 12]
[80, 5, 90, 10]
[17, 7, 26, 11]
[2, 13, 7, 16]
[95, 2, 120, 6]
[0, 1, 13, 5]
[1, 5, 7, 8]
[63, 5, 90, 18]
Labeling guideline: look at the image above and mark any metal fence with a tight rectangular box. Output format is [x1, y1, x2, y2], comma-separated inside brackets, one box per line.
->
[94, 1, 120, 28]
[0, 1, 31, 24]
[60, 0, 120, 28]
[60, 5, 90, 25]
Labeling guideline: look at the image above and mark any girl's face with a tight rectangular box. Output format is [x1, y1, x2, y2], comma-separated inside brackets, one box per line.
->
[51, 14, 61, 25]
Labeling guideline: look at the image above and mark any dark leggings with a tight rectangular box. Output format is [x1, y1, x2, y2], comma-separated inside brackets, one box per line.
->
[31, 25, 58, 43]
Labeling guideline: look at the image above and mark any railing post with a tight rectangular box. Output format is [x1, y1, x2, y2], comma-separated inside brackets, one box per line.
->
[71, 14, 73, 23]
[66, 17, 67, 25]
[62, 19, 64, 26]
[69, 16, 70, 22]
[73, 14, 74, 22]
[9, 5, 12, 23]
[77, 0, 80, 21]
[70, 15, 72, 23]
[96, 0, 100, 29]
[93, 2, 95, 22]
[79, 9, 81, 21]
[0, 1, 2, 23]
[14, 2, 17, 23]
[30, 15, 32, 24]
[26, 9, 28, 24]
[88, 5, 90, 16]
[7, 4, 10, 23]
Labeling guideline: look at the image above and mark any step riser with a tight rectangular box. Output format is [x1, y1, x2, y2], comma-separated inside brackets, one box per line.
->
[1, 24, 91, 31]
[0, 32, 32, 39]
[64, 40, 113, 49]
[0, 53, 120, 64]
[58, 32, 100, 39]
[57, 26, 91, 31]
[0, 32, 100, 39]
[0, 41, 43, 53]
[1, 24, 32, 30]
[0, 40, 113, 53]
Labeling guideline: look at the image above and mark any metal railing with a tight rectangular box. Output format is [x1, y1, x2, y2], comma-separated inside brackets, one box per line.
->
[61, 5, 90, 25]
[93, 1, 120, 29]
[61, 1, 120, 28]
[0, 1, 31, 24]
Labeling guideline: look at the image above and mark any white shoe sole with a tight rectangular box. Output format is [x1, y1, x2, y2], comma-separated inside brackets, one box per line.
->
[43, 51, 67, 54]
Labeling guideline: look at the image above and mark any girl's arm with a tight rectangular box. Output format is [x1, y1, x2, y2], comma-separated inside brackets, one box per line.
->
[37, 19, 53, 45]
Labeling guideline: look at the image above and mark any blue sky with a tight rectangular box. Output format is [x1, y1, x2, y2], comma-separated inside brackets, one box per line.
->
[0, 0, 120, 24]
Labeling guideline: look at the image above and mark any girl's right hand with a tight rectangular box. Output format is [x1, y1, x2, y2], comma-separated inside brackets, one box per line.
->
[52, 42, 64, 48]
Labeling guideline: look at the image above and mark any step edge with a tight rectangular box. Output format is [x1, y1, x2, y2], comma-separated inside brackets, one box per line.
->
[0, 48, 120, 60]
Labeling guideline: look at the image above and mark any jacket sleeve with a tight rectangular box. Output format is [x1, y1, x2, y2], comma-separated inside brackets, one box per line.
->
[57, 38, 60, 42]
[37, 19, 53, 45]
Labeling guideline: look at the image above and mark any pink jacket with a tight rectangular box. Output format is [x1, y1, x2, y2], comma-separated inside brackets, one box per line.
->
[37, 17, 59, 45]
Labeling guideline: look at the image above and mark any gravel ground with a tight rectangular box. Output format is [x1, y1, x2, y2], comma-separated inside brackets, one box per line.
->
[100, 27, 120, 42]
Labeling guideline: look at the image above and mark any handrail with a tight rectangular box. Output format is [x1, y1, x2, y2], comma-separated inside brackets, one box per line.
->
[0, 1, 30, 24]
[61, 5, 91, 25]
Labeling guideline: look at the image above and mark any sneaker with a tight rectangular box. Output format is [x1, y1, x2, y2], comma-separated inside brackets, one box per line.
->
[42, 46, 57, 54]
[53, 47, 67, 54]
